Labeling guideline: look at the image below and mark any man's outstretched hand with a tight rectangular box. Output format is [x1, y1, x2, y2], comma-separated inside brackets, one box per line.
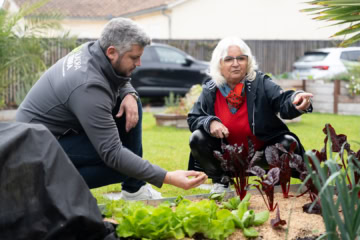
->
[164, 170, 208, 190]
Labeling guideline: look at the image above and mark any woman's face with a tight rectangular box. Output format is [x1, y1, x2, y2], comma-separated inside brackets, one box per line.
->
[220, 45, 248, 87]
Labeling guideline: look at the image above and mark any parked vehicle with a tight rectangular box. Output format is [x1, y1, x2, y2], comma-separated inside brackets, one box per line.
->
[291, 47, 360, 80]
[131, 43, 209, 98]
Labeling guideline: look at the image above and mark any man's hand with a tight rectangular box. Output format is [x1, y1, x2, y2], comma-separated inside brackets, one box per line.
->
[293, 92, 314, 111]
[210, 120, 229, 138]
[116, 93, 139, 132]
[164, 170, 208, 190]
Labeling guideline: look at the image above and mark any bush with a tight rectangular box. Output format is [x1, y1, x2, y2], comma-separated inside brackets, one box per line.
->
[332, 62, 360, 96]
[164, 84, 202, 115]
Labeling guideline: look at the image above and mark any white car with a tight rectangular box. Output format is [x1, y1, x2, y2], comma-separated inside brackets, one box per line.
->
[291, 47, 360, 80]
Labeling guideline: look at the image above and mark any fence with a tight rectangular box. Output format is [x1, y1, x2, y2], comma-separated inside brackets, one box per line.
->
[274, 79, 360, 115]
[2, 38, 360, 110]
[153, 39, 360, 74]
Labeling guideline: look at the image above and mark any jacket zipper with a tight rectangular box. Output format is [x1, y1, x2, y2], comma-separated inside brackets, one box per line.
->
[252, 102, 256, 135]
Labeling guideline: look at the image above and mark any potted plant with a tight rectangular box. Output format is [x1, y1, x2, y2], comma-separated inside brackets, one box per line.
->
[153, 84, 202, 128]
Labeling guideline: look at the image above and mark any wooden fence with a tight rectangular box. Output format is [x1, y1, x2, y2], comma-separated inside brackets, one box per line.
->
[274, 79, 360, 115]
[153, 39, 360, 75]
[2, 38, 360, 111]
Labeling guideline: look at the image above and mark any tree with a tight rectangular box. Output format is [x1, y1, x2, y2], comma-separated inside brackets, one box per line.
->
[303, 0, 360, 47]
[0, 0, 76, 108]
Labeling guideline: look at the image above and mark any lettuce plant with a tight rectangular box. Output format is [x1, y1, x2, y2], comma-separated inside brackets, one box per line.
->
[103, 193, 269, 240]
[114, 201, 184, 240]
[230, 193, 269, 238]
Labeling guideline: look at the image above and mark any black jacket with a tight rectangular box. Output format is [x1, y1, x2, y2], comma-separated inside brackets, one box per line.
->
[187, 71, 312, 143]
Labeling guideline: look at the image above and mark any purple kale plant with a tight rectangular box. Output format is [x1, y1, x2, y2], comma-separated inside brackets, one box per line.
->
[265, 142, 303, 198]
[213, 139, 263, 200]
[247, 166, 280, 211]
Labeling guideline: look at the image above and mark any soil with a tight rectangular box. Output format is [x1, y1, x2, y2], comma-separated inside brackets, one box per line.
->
[225, 192, 325, 240]
[182, 192, 325, 240]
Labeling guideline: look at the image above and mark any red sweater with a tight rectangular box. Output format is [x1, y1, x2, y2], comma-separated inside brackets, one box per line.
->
[214, 89, 264, 151]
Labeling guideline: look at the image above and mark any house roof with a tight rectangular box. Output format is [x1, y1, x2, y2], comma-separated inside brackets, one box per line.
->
[12, 0, 187, 19]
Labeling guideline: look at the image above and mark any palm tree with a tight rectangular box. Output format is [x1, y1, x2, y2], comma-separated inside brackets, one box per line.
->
[0, 0, 76, 108]
[302, 0, 360, 47]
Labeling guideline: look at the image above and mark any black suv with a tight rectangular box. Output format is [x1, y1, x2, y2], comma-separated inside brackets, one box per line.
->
[131, 43, 209, 97]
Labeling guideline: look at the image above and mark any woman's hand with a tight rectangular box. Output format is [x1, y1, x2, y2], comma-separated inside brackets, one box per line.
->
[293, 92, 313, 111]
[164, 171, 208, 190]
[210, 120, 229, 138]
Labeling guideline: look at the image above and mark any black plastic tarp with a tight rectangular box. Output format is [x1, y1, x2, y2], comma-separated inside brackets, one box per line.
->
[0, 122, 113, 240]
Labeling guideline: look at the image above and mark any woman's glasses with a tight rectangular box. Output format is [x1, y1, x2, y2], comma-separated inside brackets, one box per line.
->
[223, 55, 248, 65]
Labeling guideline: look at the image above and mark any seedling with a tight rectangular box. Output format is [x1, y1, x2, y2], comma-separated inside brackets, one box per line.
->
[213, 139, 262, 200]
[248, 166, 280, 211]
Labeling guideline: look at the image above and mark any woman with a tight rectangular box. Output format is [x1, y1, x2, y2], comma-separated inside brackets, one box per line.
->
[187, 37, 313, 193]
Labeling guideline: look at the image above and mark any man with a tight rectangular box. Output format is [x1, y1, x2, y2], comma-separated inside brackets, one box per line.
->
[16, 18, 207, 200]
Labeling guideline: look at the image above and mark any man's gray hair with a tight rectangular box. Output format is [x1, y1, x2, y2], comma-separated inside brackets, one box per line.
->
[210, 36, 258, 87]
[99, 17, 151, 55]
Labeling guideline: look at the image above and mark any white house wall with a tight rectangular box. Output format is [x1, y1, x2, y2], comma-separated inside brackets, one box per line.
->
[141, 0, 346, 40]
[5, 0, 348, 40]
[62, 19, 108, 39]
[132, 12, 170, 39]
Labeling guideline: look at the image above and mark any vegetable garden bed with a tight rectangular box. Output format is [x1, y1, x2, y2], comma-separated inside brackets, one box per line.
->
[100, 123, 359, 240]
[101, 184, 326, 240]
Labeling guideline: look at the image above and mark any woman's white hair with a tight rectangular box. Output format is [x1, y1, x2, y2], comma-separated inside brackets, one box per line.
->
[209, 36, 258, 87]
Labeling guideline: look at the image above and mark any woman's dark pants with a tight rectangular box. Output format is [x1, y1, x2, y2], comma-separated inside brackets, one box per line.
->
[58, 98, 145, 192]
[188, 129, 303, 184]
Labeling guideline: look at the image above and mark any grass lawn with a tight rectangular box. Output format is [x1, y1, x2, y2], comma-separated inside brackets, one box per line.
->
[91, 112, 360, 201]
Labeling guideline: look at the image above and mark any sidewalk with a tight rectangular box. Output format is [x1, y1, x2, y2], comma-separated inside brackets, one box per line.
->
[0, 109, 16, 122]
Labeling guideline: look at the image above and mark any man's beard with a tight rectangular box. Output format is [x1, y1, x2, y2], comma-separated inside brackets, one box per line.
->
[113, 57, 127, 76]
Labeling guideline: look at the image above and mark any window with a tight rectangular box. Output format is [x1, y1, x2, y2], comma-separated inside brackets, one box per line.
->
[298, 52, 328, 62]
[154, 46, 186, 64]
[340, 51, 360, 62]
[140, 47, 153, 62]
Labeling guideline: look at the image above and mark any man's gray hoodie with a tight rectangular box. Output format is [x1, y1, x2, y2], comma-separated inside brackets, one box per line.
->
[16, 41, 167, 187]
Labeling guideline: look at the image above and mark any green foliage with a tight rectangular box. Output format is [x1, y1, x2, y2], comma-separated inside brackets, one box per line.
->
[115, 201, 184, 240]
[303, 0, 360, 47]
[230, 193, 269, 238]
[0, 0, 77, 107]
[101, 193, 269, 240]
[221, 195, 241, 210]
[164, 92, 181, 108]
[270, 72, 292, 80]
[164, 84, 202, 115]
[332, 62, 360, 96]
[303, 125, 360, 240]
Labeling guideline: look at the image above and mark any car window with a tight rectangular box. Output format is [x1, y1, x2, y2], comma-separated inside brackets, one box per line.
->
[153, 46, 186, 64]
[141, 46, 153, 62]
[297, 52, 329, 62]
[340, 51, 360, 62]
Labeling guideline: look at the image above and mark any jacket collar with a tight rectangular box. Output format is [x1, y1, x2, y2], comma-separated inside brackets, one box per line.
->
[89, 40, 131, 90]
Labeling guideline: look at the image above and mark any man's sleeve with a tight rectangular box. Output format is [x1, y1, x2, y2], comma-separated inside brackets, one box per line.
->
[67, 83, 167, 187]
[119, 82, 138, 99]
